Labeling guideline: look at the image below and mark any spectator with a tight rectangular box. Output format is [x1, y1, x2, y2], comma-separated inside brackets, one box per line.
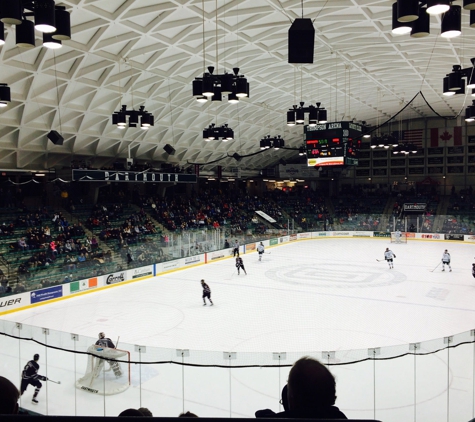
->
[118, 408, 146, 416]
[0, 375, 20, 414]
[179, 411, 198, 417]
[257, 356, 347, 419]
[138, 407, 153, 417]
[255, 384, 288, 417]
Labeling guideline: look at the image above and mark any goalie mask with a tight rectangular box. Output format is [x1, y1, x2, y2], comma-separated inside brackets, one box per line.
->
[98, 332, 105, 339]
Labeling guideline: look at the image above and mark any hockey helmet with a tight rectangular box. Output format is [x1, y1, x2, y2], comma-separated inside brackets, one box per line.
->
[98, 332, 105, 339]
[33, 354, 39, 361]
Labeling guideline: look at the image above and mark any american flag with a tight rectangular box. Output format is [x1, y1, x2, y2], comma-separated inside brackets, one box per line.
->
[391, 129, 424, 147]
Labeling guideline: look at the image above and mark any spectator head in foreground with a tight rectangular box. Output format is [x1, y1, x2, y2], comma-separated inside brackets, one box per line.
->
[0, 376, 20, 414]
[287, 356, 346, 419]
[179, 411, 198, 417]
[118, 408, 146, 416]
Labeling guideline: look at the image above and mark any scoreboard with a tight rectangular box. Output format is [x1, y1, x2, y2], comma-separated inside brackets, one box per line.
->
[305, 121, 361, 167]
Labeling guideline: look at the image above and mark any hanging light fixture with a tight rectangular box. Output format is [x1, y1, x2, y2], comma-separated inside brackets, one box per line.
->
[1, 1, 71, 47]
[43, 32, 61, 49]
[16, 19, 35, 48]
[397, 0, 419, 22]
[465, 100, 475, 122]
[0, 84, 11, 107]
[442, 59, 474, 96]
[111, 105, 155, 129]
[426, 0, 451, 15]
[441, 4, 462, 38]
[259, 135, 285, 149]
[34, 0, 56, 33]
[0, 0, 23, 25]
[392, 2, 412, 34]
[411, 6, 430, 37]
[202, 124, 234, 141]
[465, 0, 475, 10]
[0, 21, 4, 45]
[286, 102, 327, 126]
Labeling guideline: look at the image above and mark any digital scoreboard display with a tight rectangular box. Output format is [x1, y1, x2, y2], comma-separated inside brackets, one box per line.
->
[305, 122, 361, 167]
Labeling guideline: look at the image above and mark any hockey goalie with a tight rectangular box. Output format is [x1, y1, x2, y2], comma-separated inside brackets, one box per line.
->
[76, 332, 131, 395]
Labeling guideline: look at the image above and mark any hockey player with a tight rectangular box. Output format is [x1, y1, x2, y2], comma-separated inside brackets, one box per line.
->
[472, 263, 475, 278]
[395, 230, 402, 243]
[95, 333, 122, 377]
[201, 279, 213, 306]
[236, 256, 247, 275]
[233, 240, 240, 257]
[257, 242, 265, 261]
[20, 354, 47, 404]
[441, 249, 452, 272]
[96, 332, 116, 349]
[384, 247, 396, 269]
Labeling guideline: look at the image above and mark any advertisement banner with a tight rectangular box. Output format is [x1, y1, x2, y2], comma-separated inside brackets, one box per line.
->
[31, 286, 63, 304]
[208, 250, 227, 260]
[298, 233, 311, 239]
[289, 234, 298, 241]
[162, 260, 182, 271]
[270, 238, 279, 246]
[373, 232, 391, 238]
[104, 271, 127, 285]
[280, 236, 290, 243]
[352, 231, 373, 237]
[404, 232, 416, 238]
[246, 243, 256, 251]
[332, 232, 352, 237]
[128, 266, 153, 280]
[313, 232, 329, 237]
[70, 277, 98, 294]
[0, 293, 29, 313]
[464, 235, 475, 242]
[184, 256, 201, 265]
[445, 234, 464, 241]
[418, 233, 443, 240]
[403, 203, 427, 212]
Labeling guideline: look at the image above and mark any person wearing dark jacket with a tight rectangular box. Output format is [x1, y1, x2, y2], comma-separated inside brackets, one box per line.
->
[255, 356, 347, 419]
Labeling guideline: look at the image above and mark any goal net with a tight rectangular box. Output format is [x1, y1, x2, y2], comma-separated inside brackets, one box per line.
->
[76, 345, 131, 395]
[391, 232, 407, 243]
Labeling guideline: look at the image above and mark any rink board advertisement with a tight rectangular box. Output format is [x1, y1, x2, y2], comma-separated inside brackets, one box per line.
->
[69, 277, 98, 294]
[0, 292, 29, 312]
[207, 250, 227, 261]
[104, 271, 127, 285]
[31, 285, 63, 304]
[128, 265, 154, 279]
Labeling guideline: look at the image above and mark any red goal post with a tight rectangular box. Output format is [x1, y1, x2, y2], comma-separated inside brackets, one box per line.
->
[391, 232, 407, 243]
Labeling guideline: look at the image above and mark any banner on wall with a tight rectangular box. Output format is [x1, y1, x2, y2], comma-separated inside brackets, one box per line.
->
[70, 277, 98, 294]
[246, 243, 256, 251]
[430, 126, 462, 147]
[270, 238, 279, 246]
[373, 232, 391, 237]
[446, 234, 464, 241]
[128, 266, 153, 279]
[31, 286, 63, 304]
[105, 271, 127, 285]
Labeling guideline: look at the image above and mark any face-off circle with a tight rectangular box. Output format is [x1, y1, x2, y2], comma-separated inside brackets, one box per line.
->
[266, 264, 406, 288]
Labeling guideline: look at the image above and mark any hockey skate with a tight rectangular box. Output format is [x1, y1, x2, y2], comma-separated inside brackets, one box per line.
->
[442, 268, 445, 271]
[32, 398, 38, 404]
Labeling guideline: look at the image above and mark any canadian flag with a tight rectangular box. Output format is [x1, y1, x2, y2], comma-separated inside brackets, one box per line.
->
[430, 127, 462, 147]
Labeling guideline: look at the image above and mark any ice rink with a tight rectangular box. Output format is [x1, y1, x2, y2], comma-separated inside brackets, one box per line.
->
[1, 237, 475, 421]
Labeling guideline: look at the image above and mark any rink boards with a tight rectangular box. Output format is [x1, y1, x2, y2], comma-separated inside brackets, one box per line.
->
[0, 229, 469, 315]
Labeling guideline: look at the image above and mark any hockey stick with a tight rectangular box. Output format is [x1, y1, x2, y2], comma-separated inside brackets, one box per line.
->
[429, 262, 441, 272]
[48, 379, 61, 384]
[376, 259, 385, 262]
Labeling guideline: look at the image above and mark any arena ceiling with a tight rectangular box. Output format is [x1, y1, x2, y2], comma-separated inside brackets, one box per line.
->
[0, 0, 474, 173]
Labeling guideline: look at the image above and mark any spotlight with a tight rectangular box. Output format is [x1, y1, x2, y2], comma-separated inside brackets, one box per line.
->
[397, 0, 419, 22]
[0, 84, 11, 107]
[411, 6, 430, 38]
[426, 0, 450, 15]
[34, 0, 56, 33]
[16, 19, 35, 48]
[0, 0, 22, 25]
[43, 32, 62, 49]
[392, 2, 412, 34]
[441, 5, 462, 38]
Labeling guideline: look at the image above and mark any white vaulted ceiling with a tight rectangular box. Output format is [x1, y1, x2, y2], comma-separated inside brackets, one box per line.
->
[0, 0, 473, 171]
